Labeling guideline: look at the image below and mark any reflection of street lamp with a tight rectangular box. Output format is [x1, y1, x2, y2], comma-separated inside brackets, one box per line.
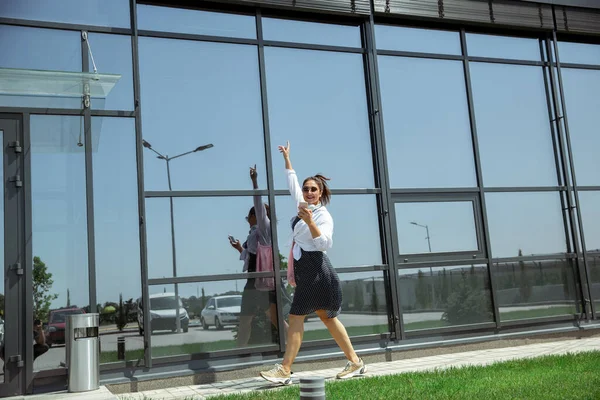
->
[142, 140, 214, 333]
[410, 221, 435, 308]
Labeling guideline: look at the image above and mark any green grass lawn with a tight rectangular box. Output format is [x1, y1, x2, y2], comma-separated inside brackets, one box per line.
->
[102, 306, 576, 363]
[205, 351, 600, 400]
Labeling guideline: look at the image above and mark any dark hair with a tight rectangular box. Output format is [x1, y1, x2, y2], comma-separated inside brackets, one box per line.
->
[248, 203, 271, 219]
[303, 174, 331, 206]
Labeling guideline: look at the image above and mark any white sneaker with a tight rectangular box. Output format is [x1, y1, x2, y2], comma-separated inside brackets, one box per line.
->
[260, 364, 293, 385]
[336, 358, 367, 379]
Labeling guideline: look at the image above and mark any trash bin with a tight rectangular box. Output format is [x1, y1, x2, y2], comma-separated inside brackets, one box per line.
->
[66, 313, 100, 393]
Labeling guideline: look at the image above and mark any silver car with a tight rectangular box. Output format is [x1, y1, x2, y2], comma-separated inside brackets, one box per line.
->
[200, 295, 241, 330]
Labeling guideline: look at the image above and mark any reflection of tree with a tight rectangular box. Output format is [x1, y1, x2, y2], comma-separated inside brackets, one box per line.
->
[33, 256, 58, 321]
[370, 278, 379, 312]
[440, 269, 449, 306]
[116, 294, 134, 331]
[66, 289, 71, 308]
[416, 270, 430, 309]
[354, 282, 364, 311]
[518, 250, 532, 301]
[443, 270, 492, 325]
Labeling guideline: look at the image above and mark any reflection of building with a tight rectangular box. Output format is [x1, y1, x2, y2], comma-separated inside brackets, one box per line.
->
[1, 0, 600, 397]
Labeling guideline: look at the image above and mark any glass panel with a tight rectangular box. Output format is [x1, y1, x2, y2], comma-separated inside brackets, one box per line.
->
[275, 195, 382, 268]
[137, 5, 255, 39]
[139, 38, 265, 191]
[147, 281, 279, 359]
[485, 192, 566, 258]
[0, 0, 130, 28]
[262, 18, 361, 47]
[588, 255, 600, 312]
[493, 258, 578, 322]
[265, 48, 373, 189]
[92, 118, 141, 363]
[31, 115, 89, 371]
[378, 57, 476, 188]
[147, 194, 276, 279]
[89, 33, 134, 111]
[310, 271, 390, 340]
[470, 63, 557, 187]
[466, 33, 540, 61]
[0, 25, 81, 108]
[578, 191, 600, 253]
[375, 25, 461, 55]
[561, 69, 600, 186]
[395, 201, 478, 255]
[399, 265, 493, 331]
[558, 42, 600, 65]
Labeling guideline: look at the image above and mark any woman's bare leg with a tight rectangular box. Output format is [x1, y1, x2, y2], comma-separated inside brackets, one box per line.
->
[237, 316, 253, 347]
[314, 310, 359, 364]
[281, 314, 305, 373]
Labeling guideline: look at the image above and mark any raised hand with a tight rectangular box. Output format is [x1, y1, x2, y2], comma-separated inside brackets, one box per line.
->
[278, 141, 290, 158]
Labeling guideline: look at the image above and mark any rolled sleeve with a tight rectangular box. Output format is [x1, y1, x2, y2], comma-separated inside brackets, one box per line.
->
[312, 217, 333, 251]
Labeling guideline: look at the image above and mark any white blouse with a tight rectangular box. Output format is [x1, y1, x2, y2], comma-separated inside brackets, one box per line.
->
[287, 169, 334, 260]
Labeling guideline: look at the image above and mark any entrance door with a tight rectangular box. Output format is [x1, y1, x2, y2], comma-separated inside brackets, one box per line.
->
[0, 115, 26, 397]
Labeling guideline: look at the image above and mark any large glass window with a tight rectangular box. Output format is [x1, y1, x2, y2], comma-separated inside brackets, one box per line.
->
[558, 42, 600, 65]
[561, 69, 600, 186]
[375, 25, 461, 55]
[398, 265, 494, 331]
[394, 199, 480, 256]
[262, 18, 361, 47]
[466, 34, 540, 61]
[485, 192, 566, 258]
[0, 25, 81, 108]
[588, 255, 600, 311]
[31, 115, 89, 371]
[493, 258, 578, 322]
[147, 280, 279, 359]
[470, 63, 557, 187]
[139, 38, 265, 191]
[275, 195, 382, 268]
[91, 117, 141, 363]
[137, 5, 256, 39]
[578, 191, 600, 253]
[378, 57, 476, 188]
[265, 48, 373, 189]
[88, 33, 134, 111]
[0, 0, 130, 28]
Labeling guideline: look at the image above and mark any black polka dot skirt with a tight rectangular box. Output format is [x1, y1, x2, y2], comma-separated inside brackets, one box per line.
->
[289, 249, 342, 318]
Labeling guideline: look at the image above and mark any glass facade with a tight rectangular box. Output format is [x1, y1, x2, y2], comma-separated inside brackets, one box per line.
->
[0, 1, 599, 395]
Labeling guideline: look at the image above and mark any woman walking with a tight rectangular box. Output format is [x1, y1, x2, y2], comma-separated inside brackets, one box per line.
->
[260, 141, 366, 384]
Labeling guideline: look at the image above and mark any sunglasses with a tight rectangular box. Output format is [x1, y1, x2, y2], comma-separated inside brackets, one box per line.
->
[302, 186, 319, 193]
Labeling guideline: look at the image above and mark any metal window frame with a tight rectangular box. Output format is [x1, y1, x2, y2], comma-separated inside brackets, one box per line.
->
[390, 193, 487, 263]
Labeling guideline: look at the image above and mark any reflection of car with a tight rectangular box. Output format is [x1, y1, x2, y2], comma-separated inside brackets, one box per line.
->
[45, 307, 85, 347]
[137, 292, 189, 335]
[200, 295, 241, 330]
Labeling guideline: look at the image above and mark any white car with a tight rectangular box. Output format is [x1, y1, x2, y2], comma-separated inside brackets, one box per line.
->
[137, 292, 189, 334]
[200, 295, 241, 330]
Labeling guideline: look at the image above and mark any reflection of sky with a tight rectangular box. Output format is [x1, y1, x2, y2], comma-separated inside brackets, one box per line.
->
[378, 56, 476, 188]
[3, 18, 600, 310]
[469, 62, 557, 187]
[395, 201, 478, 254]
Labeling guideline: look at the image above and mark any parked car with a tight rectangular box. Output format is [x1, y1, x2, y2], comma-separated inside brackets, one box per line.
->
[137, 292, 189, 335]
[44, 307, 85, 347]
[200, 295, 241, 330]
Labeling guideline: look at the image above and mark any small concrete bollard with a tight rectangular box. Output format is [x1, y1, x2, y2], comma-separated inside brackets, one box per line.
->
[117, 337, 125, 360]
[300, 377, 325, 400]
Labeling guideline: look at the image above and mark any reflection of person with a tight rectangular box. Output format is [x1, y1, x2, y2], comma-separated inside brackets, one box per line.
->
[0, 319, 49, 363]
[229, 165, 287, 347]
[260, 141, 366, 385]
